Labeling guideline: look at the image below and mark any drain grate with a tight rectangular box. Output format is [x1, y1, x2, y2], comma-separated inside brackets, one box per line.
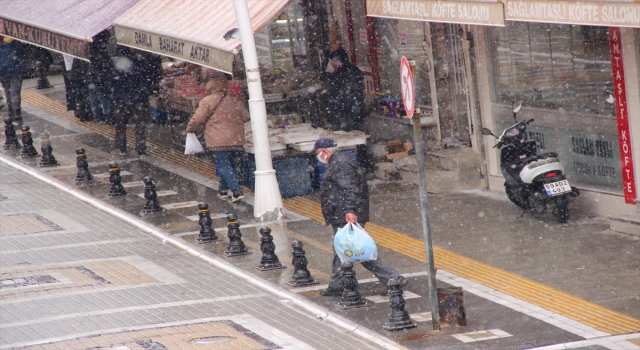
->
[75, 266, 111, 284]
[0, 213, 62, 236]
[0, 275, 59, 289]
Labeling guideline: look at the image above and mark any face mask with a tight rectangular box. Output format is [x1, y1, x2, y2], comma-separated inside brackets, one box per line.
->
[317, 153, 328, 164]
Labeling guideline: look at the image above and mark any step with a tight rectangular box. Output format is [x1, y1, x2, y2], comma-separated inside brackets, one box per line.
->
[609, 214, 640, 236]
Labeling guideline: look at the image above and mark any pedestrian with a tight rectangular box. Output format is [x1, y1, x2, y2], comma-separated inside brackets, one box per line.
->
[87, 30, 114, 125]
[62, 57, 92, 121]
[111, 47, 162, 156]
[310, 137, 407, 296]
[323, 48, 371, 172]
[0, 36, 26, 122]
[185, 74, 250, 202]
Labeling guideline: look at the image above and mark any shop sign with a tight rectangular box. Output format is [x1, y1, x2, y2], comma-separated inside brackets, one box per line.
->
[504, 1, 640, 27]
[114, 26, 234, 73]
[609, 27, 636, 204]
[367, 0, 505, 26]
[0, 18, 90, 59]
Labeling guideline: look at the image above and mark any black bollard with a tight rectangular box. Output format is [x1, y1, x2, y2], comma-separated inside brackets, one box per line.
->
[3, 117, 21, 149]
[140, 177, 163, 215]
[74, 148, 93, 182]
[337, 261, 369, 309]
[287, 240, 318, 287]
[195, 202, 219, 243]
[256, 227, 285, 271]
[35, 61, 52, 89]
[107, 162, 127, 198]
[383, 278, 417, 331]
[223, 214, 249, 257]
[20, 126, 39, 158]
[39, 132, 58, 167]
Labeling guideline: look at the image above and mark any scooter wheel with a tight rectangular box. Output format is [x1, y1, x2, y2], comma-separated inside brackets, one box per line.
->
[553, 196, 570, 223]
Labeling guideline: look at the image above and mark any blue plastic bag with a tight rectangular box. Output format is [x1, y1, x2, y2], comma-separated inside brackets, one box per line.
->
[334, 223, 378, 263]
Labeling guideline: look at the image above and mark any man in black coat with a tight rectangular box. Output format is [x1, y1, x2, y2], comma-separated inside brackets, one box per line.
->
[310, 137, 407, 296]
[111, 47, 162, 156]
[324, 49, 366, 132]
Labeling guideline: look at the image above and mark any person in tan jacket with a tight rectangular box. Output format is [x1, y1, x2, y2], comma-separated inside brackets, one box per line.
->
[186, 74, 250, 202]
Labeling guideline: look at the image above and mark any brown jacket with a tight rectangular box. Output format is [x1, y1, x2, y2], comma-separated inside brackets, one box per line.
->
[186, 76, 249, 150]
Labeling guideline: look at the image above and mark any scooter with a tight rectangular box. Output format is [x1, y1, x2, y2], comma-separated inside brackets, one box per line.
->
[481, 102, 580, 223]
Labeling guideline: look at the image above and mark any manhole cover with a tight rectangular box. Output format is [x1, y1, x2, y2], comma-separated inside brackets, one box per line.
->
[0, 213, 62, 236]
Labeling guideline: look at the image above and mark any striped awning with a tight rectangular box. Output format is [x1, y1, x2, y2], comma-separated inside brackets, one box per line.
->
[0, 0, 140, 60]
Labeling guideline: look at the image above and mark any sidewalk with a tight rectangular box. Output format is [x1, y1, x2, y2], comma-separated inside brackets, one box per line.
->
[1, 77, 639, 349]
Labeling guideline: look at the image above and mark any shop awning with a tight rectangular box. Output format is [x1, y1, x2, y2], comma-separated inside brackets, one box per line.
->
[366, 0, 505, 26]
[113, 0, 291, 74]
[0, 0, 140, 60]
[503, 0, 640, 27]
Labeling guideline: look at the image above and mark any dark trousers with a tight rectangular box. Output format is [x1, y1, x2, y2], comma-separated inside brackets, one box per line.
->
[328, 223, 399, 290]
[0, 75, 23, 117]
[114, 99, 148, 154]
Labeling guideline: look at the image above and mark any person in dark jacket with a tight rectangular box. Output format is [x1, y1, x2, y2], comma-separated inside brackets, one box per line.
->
[310, 137, 407, 296]
[63, 57, 93, 121]
[324, 49, 366, 132]
[111, 47, 162, 156]
[88, 30, 114, 125]
[0, 36, 26, 122]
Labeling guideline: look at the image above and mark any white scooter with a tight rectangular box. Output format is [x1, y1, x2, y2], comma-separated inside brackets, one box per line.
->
[481, 102, 580, 223]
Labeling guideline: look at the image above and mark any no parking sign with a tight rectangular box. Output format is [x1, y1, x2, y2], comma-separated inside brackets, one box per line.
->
[400, 56, 415, 118]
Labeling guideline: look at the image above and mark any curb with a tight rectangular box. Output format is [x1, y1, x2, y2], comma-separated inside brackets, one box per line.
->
[0, 154, 409, 350]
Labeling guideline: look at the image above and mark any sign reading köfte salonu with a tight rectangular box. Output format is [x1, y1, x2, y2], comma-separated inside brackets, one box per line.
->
[367, 0, 505, 26]
[504, 0, 640, 27]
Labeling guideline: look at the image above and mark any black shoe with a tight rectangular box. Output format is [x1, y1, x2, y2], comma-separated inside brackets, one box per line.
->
[217, 191, 230, 200]
[118, 150, 127, 156]
[137, 150, 147, 156]
[229, 191, 245, 203]
[381, 276, 409, 296]
[319, 288, 343, 296]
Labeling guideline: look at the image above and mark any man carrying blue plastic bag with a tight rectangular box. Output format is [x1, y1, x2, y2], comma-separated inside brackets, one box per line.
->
[310, 138, 408, 296]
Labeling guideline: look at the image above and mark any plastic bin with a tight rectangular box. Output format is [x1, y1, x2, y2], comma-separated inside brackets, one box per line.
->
[247, 154, 313, 198]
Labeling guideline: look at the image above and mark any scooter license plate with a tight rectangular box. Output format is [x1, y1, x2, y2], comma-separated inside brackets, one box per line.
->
[544, 180, 572, 197]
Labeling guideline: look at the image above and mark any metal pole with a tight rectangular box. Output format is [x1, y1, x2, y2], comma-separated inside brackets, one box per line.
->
[232, 0, 284, 221]
[410, 62, 441, 331]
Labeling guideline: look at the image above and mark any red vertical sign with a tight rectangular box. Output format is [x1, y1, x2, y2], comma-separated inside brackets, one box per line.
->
[609, 27, 636, 204]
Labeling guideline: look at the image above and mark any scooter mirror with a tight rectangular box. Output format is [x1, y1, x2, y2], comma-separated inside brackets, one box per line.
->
[481, 128, 495, 137]
[513, 101, 523, 114]
[605, 94, 615, 104]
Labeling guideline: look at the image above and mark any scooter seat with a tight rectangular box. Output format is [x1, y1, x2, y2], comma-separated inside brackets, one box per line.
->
[537, 152, 558, 159]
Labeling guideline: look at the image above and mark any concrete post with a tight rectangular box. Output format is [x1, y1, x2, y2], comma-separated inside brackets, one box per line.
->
[232, 0, 284, 221]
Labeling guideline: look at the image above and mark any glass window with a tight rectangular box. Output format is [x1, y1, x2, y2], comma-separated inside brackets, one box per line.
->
[490, 23, 614, 116]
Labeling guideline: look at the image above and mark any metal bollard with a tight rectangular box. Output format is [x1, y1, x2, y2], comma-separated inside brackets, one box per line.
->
[20, 126, 39, 158]
[107, 162, 127, 198]
[39, 132, 58, 167]
[337, 261, 369, 309]
[74, 148, 93, 182]
[256, 226, 285, 271]
[287, 240, 318, 287]
[3, 117, 21, 149]
[437, 287, 467, 326]
[140, 177, 163, 215]
[195, 202, 219, 243]
[223, 214, 249, 257]
[35, 61, 52, 89]
[383, 278, 417, 331]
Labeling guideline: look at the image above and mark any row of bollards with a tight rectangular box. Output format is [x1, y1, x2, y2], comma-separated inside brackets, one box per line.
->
[3, 128, 425, 332]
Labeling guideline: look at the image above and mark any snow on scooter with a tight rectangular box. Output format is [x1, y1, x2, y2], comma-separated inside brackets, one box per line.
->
[481, 102, 580, 223]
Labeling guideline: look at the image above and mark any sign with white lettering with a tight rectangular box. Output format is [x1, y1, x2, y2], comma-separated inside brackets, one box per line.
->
[560, 130, 622, 189]
[609, 27, 636, 204]
[504, 1, 640, 27]
[367, 0, 505, 26]
[115, 26, 235, 74]
[0, 18, 90, 59]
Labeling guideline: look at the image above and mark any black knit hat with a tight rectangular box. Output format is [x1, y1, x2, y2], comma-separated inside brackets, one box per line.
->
[329, 49, 349, 64]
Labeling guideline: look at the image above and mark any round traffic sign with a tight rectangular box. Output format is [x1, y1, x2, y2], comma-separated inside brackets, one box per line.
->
[400, 56, 415, 118]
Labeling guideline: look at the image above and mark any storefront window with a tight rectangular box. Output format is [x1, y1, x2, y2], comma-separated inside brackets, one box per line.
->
[372, 18, 432, 108]
[490, 23, 614, 116]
